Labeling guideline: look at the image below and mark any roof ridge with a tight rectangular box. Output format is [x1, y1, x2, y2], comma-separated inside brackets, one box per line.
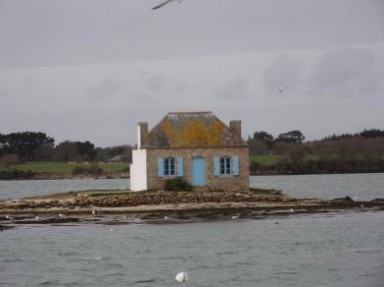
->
[167, 111, 212, 115]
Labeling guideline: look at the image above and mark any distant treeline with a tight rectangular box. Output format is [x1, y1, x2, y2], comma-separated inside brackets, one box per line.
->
[248, 129, 384, 174]
[1, 129, 384, 175]
[0, 132, 132, 165]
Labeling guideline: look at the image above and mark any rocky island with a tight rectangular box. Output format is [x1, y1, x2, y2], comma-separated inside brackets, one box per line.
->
[1, 188, 383, 229]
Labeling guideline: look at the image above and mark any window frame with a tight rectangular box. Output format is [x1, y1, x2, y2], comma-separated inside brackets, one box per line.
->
[214, 155, 240, 177]
[164, 157, 176, 176]
[220, 156, 232, 175]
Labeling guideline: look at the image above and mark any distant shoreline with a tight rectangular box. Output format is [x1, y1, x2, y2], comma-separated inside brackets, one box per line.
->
[2, 170, 384, 181]
[0, 172, 130, 181]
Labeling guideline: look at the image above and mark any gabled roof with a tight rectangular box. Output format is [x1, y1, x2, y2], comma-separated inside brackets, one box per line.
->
[142, 111, 244, 148]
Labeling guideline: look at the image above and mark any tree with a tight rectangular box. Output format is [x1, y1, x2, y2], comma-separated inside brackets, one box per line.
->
[94, 145, 132, 161]
[248, 139, 269, 155]
[54, 141, 79, 161]
[53, 140, 97, 161]
[276, 130, 305, 144]
[0, 133, 8, 157]
[75, 141, 95, 161]
[252, 131, 274, 144]
[1, 154, 21, 169]
[0, 132, 54, 161]
[248, 131, 274, 154]
[358, 129, 384, 138]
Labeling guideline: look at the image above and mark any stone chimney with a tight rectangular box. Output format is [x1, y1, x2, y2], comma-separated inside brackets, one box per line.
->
[137, 122, 148, 149]
[229, 120, 242, 145]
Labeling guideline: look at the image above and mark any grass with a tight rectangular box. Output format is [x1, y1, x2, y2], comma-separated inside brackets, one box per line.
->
[250, 155, 283, 165]
[25, 189, 130, 200]
[250, 154, 321, 165]
[0, 161, 130, 174]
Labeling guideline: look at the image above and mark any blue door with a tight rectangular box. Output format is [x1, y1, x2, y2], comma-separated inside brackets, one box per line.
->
[191, 156, 205, 186]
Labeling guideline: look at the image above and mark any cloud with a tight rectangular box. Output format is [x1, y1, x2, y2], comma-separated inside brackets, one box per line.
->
[213, 76, 252, 101]
[309, 48, 384, 98]
[261, 47, 384, 100]
[263, 54, 303, 97]
[0, 89, 9, 101]
[136, 69, 165, 92]
[84, 75, 124, 101]
[2, 0, 383, 69]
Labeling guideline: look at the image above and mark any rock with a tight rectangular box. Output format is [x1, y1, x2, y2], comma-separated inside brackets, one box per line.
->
[0, 224, 15, 231]
[332, 196, 354, 202]
[370, 198, 384, 204]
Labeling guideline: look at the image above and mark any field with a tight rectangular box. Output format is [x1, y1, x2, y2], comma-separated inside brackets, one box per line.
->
[1, 156, 313, 174]
[250, 154, 320, 165]
[250, 155, 282, 165]
[0, 161, 130, 174]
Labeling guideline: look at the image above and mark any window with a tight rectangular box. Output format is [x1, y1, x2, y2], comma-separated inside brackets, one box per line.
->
[214, 155, 239, 176]
[164, 157, 175, 176]
[157, 156, 184, 177]
[220, 156, 231, 175]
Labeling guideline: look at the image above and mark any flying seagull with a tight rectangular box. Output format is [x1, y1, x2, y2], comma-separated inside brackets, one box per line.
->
[152, 0, 182, 10]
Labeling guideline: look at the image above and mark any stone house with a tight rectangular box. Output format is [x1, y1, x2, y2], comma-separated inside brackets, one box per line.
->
[130, 111, 249, 191]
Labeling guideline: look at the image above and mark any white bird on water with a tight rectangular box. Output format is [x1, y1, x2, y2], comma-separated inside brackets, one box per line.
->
[175, 271, 188, 283]
[152, 0, 182, 10]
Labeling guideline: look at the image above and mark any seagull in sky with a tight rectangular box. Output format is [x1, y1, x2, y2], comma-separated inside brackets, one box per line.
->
[152, 0, 182, 10]
[276, 86, 283, 93]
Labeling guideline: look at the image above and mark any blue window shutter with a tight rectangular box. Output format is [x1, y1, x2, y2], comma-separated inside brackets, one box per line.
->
[157, 157, 164, 177]
[232, 156, 239, 176]
[177, 156, 184, 176]
[214, 156, 220, 176]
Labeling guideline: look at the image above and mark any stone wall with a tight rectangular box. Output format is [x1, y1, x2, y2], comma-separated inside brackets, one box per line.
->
[146, 146, 249, 191]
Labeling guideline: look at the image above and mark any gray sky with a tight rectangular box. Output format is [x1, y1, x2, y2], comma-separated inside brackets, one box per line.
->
[1, 0, 383, 147]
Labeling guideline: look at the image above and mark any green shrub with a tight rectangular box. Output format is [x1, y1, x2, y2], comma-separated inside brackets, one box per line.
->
[0, 169, 35, 180]
[72, 165, 103, 175]
[164, 177, 193, 191]
[72, 166, 86, 175]
[85, 165, 103, 175]
[121, 166, 130, 172]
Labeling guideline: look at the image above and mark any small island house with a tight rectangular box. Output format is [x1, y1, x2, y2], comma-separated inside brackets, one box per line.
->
[130, 111, 249, 191]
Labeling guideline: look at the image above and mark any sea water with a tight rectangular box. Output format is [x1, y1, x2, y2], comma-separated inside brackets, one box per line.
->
[1, 174, 383, 286]
[1, 173, 383, 200]
[1, 211, 383, 287]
